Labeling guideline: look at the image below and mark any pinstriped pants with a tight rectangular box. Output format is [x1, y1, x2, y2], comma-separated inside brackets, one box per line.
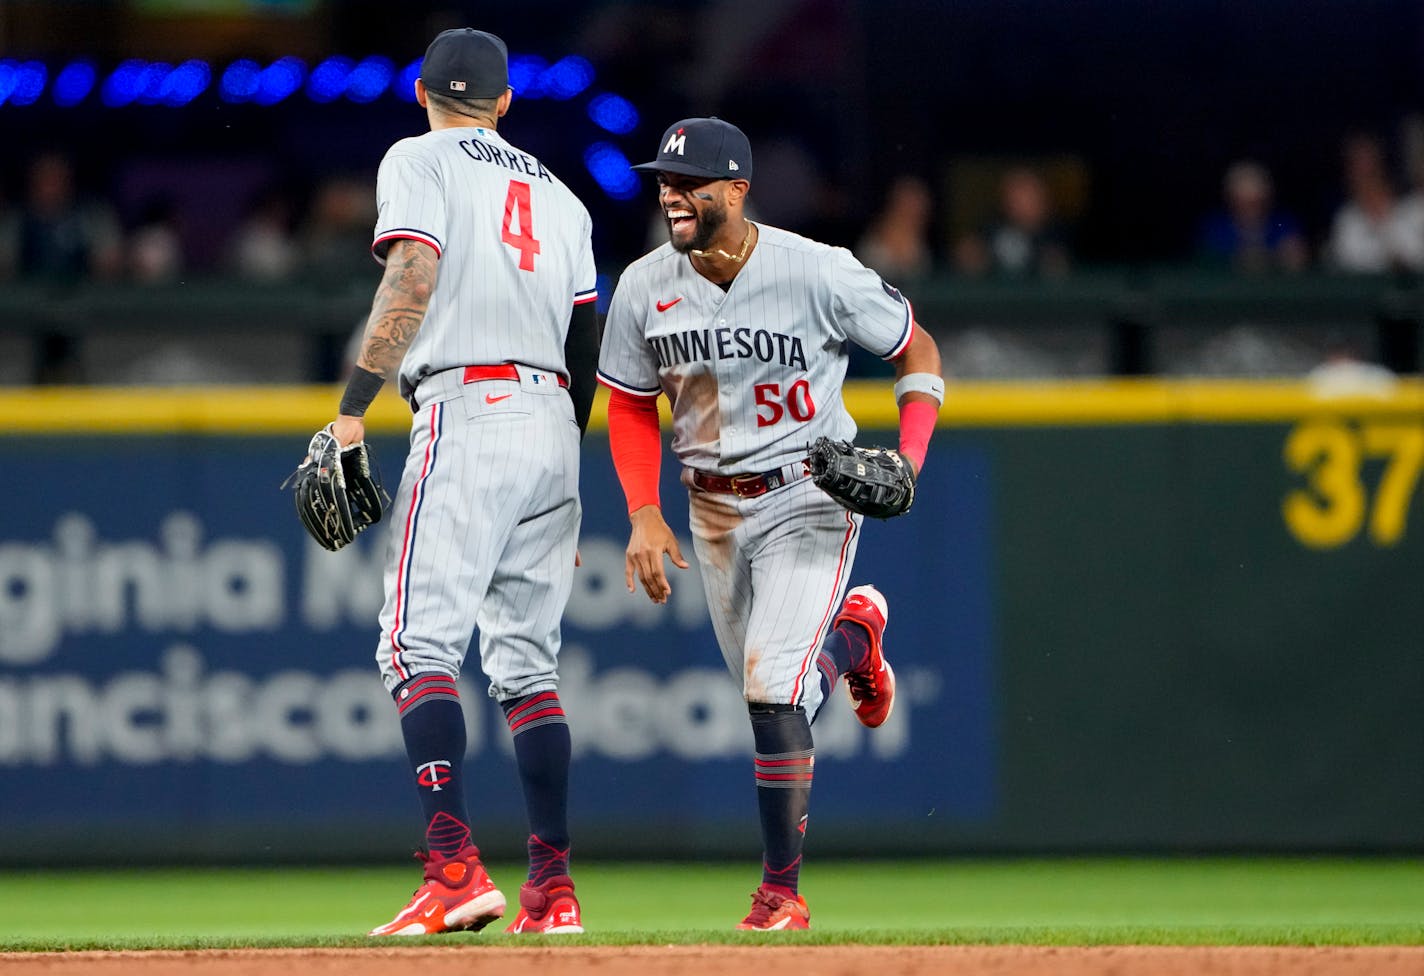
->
[686, 475, 863, 712]
[375, 367, 581, 701]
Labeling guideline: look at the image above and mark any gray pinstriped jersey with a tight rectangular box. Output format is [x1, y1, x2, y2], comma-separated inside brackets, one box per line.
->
[372, 126, 598, 400]
[597, 223, 912, 475]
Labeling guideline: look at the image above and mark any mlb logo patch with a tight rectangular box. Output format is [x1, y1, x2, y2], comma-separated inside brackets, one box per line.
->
[450, 80, 467, 92]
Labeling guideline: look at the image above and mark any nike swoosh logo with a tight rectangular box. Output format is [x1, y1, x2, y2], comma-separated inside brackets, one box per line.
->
[402, 892, 431, 919]
[485, 393, 513, 404]
[656, 297, 683, 312]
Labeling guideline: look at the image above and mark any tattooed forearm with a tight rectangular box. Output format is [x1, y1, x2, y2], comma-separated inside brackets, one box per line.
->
[357, 240, 439, 377]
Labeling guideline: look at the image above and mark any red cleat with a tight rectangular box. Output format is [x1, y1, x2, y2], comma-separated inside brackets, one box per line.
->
[735, 884, 810, 930]
[368, 846, 505, 936]
[835, 584, 896, 728]
[504, 875, 583, 933]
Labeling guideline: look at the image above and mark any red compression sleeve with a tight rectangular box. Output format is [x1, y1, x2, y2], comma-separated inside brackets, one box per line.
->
[898, 398, 939, 474]
[607, 388, 663, 512]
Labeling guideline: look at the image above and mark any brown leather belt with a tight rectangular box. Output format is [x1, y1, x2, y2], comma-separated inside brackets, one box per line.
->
[462, 363, 568, 387]
[690, 460, 809, 498]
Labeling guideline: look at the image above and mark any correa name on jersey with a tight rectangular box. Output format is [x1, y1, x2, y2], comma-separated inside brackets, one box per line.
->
[457, 136, 554, 183]
[648, 326, 809, 371]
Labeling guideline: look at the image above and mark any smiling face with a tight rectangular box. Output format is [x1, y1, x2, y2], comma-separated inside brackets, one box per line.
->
[656, 173, 732, 253]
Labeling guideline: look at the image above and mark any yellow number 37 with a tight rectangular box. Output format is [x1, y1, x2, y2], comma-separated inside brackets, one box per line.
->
[1283, 420, 1424, 549]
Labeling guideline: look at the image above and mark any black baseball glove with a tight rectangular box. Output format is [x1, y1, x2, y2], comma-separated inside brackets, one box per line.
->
[807, 436, 916, 519]
[282, 424, 391, 551]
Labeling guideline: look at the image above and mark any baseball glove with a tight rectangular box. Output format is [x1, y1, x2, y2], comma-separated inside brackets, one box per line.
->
[807, 436, 916, 519]
[282, 424, 391, 551]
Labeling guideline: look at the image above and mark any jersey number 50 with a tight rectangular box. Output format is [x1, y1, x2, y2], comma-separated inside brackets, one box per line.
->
[754, 379, 816, 427]
[501, 180, 542, 271]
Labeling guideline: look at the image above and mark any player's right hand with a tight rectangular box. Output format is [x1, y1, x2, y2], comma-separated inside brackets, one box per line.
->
[625, 505, 689, 605]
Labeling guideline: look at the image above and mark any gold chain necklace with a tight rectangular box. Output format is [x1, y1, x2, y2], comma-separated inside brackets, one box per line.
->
[692, 224, 753, 263]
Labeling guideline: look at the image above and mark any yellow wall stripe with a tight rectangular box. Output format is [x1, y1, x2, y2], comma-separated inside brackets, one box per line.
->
[1, 378, 1421, 435]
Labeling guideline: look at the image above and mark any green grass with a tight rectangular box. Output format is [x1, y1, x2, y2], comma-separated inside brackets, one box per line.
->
[1, 857, 1421, 950]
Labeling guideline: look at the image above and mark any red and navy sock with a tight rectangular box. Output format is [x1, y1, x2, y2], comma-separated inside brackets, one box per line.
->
[813, 623, 871, 722]
[501, 691, 572, 885]
[392, 672, 472, 860]
[749, 703, 814, 895]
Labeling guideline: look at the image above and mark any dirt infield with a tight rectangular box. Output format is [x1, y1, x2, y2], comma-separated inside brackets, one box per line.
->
[4, 946, 1424, 975]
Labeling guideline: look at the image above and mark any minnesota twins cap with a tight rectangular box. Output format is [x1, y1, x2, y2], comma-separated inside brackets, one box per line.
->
[420, 28, 509, 99]
[632, 117, 753, 181]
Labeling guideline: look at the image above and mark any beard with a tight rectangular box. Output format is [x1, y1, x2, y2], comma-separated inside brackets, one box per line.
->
[668, 200, 727, 254]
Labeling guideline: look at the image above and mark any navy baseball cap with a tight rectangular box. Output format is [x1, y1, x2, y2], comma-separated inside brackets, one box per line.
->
[632, 117, 753, 181]
[420, 28, 509, 99]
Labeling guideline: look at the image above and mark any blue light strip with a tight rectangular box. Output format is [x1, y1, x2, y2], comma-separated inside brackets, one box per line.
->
[5, 52, 647, 201]
[8, 52, 622, 107]
[52, 61, 96, 106]
[219, 59, 261, 102]
[305, 56, 349, 103]
[588, 92, 639, 134]
[583, 142, 641, 200]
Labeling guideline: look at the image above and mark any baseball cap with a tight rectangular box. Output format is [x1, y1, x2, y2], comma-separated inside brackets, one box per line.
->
[419, 28, 509, 99]
[632, 117, 753, 181]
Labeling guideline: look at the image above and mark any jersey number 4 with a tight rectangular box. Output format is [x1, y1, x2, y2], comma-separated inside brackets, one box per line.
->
[501, 180, 542, 271]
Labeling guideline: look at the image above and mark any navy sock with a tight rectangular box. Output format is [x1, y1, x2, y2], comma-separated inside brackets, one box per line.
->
[813, 623, 870, 723]
[393, 673, 471, 859]
[501, 691, 572, 885]
[749, 704, 814, 895]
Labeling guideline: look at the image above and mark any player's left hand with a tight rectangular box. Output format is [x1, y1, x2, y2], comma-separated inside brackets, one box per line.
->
[331, 414, 366, 448]
[283, 422, 391, 551]
[625, 505, 689, 604]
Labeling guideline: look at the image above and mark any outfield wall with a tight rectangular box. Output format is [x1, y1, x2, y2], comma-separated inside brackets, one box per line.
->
[0, 380, 1421, 863]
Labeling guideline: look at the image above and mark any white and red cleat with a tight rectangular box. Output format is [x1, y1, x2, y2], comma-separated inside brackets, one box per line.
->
[834, 584, 896, 728]
[504, 875, 583, 933]
[735, 884, 811, 930]
[368, 846, 505, 936]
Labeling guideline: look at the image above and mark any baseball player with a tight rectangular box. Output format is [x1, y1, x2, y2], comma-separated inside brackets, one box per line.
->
[597, 118, 944, 930]
[323, 28, 598, 936]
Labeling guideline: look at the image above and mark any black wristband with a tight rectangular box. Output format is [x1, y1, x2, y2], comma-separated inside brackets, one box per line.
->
[339, 365, 386, 417]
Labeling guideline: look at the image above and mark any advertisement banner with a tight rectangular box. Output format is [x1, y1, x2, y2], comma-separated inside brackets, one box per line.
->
[0, 434, 994, 859]
[6, 381, 1420, 860]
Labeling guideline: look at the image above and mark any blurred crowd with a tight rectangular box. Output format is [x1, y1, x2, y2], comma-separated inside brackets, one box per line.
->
[847, 125, 1424, 286]
[4, 119, 1423, 387]
[8, 124, 1424, 289]
[0, 151, 377, 287]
